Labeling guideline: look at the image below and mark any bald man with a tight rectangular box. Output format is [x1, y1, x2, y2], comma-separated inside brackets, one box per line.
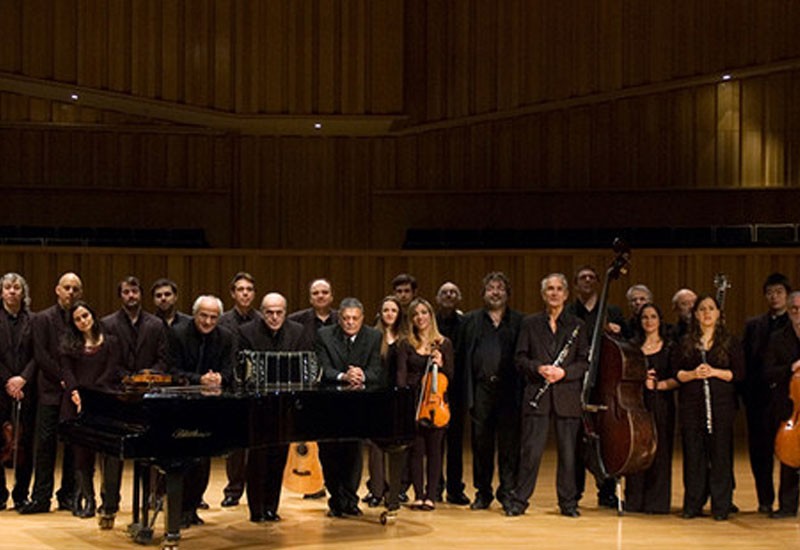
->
[19, 272, 83, 514]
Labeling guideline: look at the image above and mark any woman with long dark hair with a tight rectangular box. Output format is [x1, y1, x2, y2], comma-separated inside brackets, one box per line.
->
[625, 303, 678, 513]
[396, 297, 453, 511]
[59, 301, 122, 518]
[362, 296, 405, 507]
[671, 294, 744, 521]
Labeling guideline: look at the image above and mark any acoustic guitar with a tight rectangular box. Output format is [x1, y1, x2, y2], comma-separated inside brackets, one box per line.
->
[282, 441, 324, 494]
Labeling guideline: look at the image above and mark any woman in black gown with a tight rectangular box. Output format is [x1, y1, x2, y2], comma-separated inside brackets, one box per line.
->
[625, 303, 678, 513]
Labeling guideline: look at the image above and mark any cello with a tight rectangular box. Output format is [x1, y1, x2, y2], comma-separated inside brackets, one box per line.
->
[581, 240, 657, 508]
[775, 375, 800, 469]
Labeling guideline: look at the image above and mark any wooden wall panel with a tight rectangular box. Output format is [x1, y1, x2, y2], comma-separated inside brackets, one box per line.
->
[1, 246, 798, 341]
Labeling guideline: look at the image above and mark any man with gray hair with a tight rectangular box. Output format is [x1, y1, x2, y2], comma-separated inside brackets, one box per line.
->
[669, 288, 697, 343]
[625, 284, 653, 338]
[505, 273, 589, 517]
[0, 273, 35, 510]
[167, 294, 236, 528]
[314, 297, 383, 518]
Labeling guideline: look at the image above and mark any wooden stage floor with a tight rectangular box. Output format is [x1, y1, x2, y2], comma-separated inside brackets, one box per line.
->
[1, 446, 798, 550]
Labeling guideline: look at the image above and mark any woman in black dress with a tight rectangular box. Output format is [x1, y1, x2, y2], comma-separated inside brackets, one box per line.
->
[396, 297, 453, 511]
[625, 303, 678, 513]
[60, 301, 122, 518]
[671, 294, 744, 521]
[363, 296, 405, 507]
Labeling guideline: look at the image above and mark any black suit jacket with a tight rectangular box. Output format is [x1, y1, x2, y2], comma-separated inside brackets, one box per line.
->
[515, 310, 588, 418]
[288, 307, 338, 349]
[167, 322, 236, 386]
[0, 307, 35, 385]
[238, 318, 310, 352]
[763, 323, 800, 423]
[314, 324, 384, 387]
[101, 309, 169, 384]
[32, 303, 71, 405]
[743, 312, 789, 397]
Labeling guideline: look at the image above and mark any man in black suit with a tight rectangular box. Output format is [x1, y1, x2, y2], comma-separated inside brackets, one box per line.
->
[218, 272, 260, 508]
[314, 297, 383, 517]
[167, 295, 235, 527]
[456, 272, 522, 511]
[0, 273, 36, 510]
[505, 273, 588, 518]
[763, 290, 800, 519]
[98, 275, 169, 524]
[288, 278, 338, 347]
[743, 272, 791, 514]
[19, 272, 83, 514]
[239, 292, 310, 522]
[151, 278, 193, 328]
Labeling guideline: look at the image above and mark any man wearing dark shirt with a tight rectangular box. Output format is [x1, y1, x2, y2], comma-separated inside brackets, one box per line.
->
[288, 278, 338, 348]
[151, 278, 192, 329]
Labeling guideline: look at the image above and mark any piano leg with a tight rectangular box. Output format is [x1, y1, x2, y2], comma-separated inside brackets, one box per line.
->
[162, 468, 184, 549]
[380, 443, 408, 525]
[129, 462, 155, 545]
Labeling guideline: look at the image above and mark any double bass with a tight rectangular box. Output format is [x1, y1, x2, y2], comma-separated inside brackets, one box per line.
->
[581, 240, 657, 501]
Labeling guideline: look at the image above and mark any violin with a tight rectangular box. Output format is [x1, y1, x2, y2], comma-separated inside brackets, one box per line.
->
[1, 400, 24, 470]
[775, 374, 800, 469]
[416, 342, 450, 428]
[122, 369, 173, 388]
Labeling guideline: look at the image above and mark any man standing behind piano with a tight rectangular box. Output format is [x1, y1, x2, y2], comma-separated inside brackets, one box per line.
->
[239, 293, 309, 521]
[167, 295, 235, 528]
[98, 275, 169, 525]
[315, 297, 384, 517]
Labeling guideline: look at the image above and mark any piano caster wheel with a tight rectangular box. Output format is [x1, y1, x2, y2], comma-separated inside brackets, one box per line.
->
[133, 527, 154, 545]
[380, 510, 397, 525]
[98, 513, 115, 530]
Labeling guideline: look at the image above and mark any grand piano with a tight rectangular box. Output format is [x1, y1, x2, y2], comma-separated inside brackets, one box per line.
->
[61, 382, 415, 549]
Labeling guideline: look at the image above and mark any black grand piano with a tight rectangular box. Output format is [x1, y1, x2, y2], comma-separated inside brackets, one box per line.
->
[61, 383, 415, 549]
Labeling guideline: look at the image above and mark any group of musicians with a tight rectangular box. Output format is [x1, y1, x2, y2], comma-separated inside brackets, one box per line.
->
[0, 267, 799, 531]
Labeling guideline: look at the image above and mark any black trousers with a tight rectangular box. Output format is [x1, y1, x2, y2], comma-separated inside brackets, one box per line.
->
[510, 413, 580, 511]
[365, 440, 386, 497]
[444, 374, 467, 497]
[470, 380, 519, 503]
[182, 458, 210, 514]
[410, 426, 445, 501]
[318, 440, 362, 512]
[100, 455, 123, 514]
[224, 449, 247, 500]
[246, 444, 288, 515]
[681, 409, 735, 517]
[777, 462, 800, 513]
[29, 403, 74, 504]
[745, 389, 777, 508]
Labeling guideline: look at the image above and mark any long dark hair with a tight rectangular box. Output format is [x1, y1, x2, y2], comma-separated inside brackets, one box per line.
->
[374, 295, 405, 357]
[681, 293, 733, 364]
[61, 300, 103, 356]
[631, 302, 667, 346]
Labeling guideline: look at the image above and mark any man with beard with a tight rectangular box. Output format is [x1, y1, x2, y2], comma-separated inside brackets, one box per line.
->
[0, 273, 36, 510]
[457, 272, 523, 511]
[239, 293, 310, 522]
[669, 288, 697, 343]
[19, 272, 83, 514]
[288, 279, 338, 349]
[218, 272, 260, 508]
[151, 278, 192, 328]
[98, 276, 169, 525]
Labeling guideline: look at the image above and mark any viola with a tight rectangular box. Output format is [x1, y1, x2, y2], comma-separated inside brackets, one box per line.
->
[775, 374, 800, 469]
[416, 343, 450, 428]
[122, 369, 173, 388]
[582, 239, 657, 482]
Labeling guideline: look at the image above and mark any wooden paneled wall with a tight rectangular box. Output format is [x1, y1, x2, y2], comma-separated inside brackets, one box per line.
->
[404, 0, 800, 123]
[1, 245, 798, 337]
[0, 0, 404, 115]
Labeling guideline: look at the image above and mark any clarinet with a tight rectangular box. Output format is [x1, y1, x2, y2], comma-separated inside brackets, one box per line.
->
[530, 326, 580, 409]
[700, 348, 713, 434]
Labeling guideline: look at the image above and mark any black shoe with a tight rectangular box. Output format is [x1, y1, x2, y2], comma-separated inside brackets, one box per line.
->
[303, 489, 326, 500]
[729, 503, 739, 514]
[342, 505, 363, 517]
[250, 513, 266, 523]
[0, 500, 6, 511]
[560, 507, 580, 517]
[57, 494, 73, 511]
[221, 496, 239, 507]
[19, 499, 50, 514]
[446, 492, 471, 505]
[504, 505, 525, 517]
[598, 493, 619, 509]
[180, 511, 204, 528]
[361, 492, 375, 503]
[197, 500, 210, 510]
[713, 513, 728, 521]
[78, 498, 96, 519]
[366, 495, 382, 508]
[326, 508, 343, 518]
[470, 496, 492, 510]
[770, 509, 797, 519]
[681, 510, 701, 519]
[397, 491, 409, 503]
[13, 499, 30, 511]
[758, 504, 773, 514]
[263, 510, 281, 522]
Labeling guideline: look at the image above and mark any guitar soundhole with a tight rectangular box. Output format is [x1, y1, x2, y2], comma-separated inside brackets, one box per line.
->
[296, 443, 308, 456]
